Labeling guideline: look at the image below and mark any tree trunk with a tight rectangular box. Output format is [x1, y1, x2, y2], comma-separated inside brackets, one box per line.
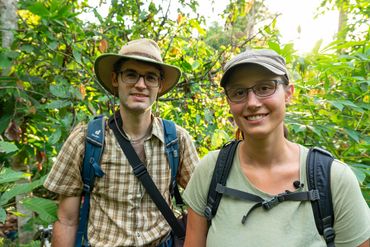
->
[1, 0, 34, 244]
[0, 0, 17, 48]
[337, 1, 348, 42]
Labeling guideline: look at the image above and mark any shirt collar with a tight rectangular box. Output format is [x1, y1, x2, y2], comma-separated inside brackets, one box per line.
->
[108, 111, 165, 144]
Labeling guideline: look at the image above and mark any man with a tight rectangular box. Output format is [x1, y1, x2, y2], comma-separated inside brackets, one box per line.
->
[44, 38, 199, 246]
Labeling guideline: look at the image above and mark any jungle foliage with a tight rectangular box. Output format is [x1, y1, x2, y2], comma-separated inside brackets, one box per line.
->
[0, 0, 369, 244]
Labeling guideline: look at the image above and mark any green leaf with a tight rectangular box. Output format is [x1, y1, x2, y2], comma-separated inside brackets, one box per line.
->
[350, 166, 366, 183]
[48, 128, 62, 144]
[0, 177, 46, 206]
[0, 53, 11, 67]
[0, 208, 6, 223]
[28, 2, 50, 17]
[22, 197, 57, 224]
[44, 100, 71, 109]
[211, 130, 230, 149]
[344, 128, 360, 143]
[0, 168, 30, 184]
[72, 49, 82, 64]
[50, 84, 69, 98]
[328, 100, 344, 111]
[0, 141, 18, 153]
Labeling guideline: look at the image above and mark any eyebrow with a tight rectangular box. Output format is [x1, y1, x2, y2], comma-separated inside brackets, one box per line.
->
[120, 68, 160, 76]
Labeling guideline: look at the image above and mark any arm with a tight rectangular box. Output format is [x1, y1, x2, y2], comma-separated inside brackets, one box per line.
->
[52, 195, 81, 247]
[184, 208, 208, 247]
[358, 239, 369, 247]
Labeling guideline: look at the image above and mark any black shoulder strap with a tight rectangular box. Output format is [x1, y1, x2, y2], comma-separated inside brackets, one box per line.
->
[204, 140, 240, 222]
[108, 115, 185, 240]
[307, 147, 335, 247]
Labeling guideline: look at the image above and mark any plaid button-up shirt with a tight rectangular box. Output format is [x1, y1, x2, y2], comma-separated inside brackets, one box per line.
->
[44, 116, 199, 246]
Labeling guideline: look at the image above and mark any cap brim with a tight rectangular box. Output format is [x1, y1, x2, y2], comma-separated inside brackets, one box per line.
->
[94, 54, 181, 97]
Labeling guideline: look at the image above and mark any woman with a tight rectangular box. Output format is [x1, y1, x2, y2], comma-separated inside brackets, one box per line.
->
[183, 49, 370, 247]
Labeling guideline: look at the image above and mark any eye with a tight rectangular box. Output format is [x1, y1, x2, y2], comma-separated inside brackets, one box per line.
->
[255, 81, 275, 93]
[145, 73, 159, 83]
[228, 88, 246, 97]
[122, 71, 138, 79]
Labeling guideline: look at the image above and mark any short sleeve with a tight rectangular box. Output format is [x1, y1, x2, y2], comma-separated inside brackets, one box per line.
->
[183, 150, 219, 216]
[331, 160, 370, 246]
[43, 124, 87, 196]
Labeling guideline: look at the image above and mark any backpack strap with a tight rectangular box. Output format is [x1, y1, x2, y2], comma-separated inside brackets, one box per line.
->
[162, 119, 184, 207]
[307, 147, 335, 247]
[108, 115, 186, 240]
[75, 116, 105, 247]
[204, 140, 240, 223]
[215, 183, 319, 224]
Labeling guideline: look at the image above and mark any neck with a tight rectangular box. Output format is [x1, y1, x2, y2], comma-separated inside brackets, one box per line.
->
[240, 129, 297, 168]
[119, 107, 153, 140]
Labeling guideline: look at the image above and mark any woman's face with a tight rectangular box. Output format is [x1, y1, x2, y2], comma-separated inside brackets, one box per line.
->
[225, 65, 293, 140]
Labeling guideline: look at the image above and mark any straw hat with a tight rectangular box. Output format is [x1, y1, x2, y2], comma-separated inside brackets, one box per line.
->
[94, 38, 181, 97]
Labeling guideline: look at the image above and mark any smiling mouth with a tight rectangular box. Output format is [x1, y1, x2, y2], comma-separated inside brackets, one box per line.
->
[245, 114, 268, 121]
[131, 93, 148, 97]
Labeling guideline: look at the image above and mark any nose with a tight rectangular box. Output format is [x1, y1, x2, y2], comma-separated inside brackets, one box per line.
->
[134, 76, 147, 88]
[245, 90, 261, 109]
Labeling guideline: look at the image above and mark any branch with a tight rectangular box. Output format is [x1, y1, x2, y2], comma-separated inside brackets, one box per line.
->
[155, 0, 172, 41]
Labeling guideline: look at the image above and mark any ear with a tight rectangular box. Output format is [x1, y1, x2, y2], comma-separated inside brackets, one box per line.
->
[157, 79, 163, 94]
[112, 72, 119, 88]
[285, 84, 294, 103]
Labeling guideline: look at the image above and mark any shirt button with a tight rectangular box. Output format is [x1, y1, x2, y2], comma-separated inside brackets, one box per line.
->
[136, 232, 141, 238]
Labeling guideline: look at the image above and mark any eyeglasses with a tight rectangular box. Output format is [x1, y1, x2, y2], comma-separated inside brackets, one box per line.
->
[119, 70, 161, 88]
[225, 80, 285, 103]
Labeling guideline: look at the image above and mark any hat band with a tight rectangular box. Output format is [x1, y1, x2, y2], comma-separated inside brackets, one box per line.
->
[123, 52, 162, 62]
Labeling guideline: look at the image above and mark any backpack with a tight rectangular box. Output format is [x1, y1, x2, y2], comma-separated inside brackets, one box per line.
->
[204, 140, 336, 247]
[75, 116, 181, 247]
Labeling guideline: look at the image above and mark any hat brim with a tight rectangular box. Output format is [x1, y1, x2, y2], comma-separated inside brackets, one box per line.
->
[94, 54, 181, 97]
[220, 60, 287, 87]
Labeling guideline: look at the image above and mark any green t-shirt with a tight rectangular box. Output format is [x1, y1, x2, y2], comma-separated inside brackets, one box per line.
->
[183, 145, 370, 247]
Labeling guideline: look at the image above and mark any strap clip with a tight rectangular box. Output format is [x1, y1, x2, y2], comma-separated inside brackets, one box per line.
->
[262, 194, 286, 210]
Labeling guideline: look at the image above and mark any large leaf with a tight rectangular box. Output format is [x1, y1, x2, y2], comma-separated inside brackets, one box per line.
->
[0, 207, 6, 223]
[49, 85, 70, 98]
[48, 128, 62, 145]
[0, 176, 46, 206]
[0, 168, 30, 184]
[350, 166, 367, 184]
[0, 141, 18, 153]
[22, 197, 57, 224]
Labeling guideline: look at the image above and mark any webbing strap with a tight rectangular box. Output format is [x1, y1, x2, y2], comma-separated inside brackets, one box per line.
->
[108, 116, 185, 240]
[75, 116, 105, 247]
[205, 140, 240, 222]
[307, 147, 335, 246]
[162, 119, 184, 207]
[216, 183, 320, 224]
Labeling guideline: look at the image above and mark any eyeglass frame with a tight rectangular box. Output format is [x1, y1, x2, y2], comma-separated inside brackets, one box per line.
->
[117, 69, 162, 88]
[224, 79, 288, 103]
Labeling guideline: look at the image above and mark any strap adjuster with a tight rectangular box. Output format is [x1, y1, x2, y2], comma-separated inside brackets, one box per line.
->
[323, 227, 335, 243]
[83, 184, 91, 192]
[133, 165, 147, 178]
[204, 206, 212, 220]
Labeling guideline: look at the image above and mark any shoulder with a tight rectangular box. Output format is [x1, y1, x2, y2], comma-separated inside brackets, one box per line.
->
[195, 150, 220, 174]
[64, 123, 88, 146]
[157, 117, 194, 141]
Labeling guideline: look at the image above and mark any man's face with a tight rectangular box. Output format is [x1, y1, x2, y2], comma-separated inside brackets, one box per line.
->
[112, 59, 162, 114]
